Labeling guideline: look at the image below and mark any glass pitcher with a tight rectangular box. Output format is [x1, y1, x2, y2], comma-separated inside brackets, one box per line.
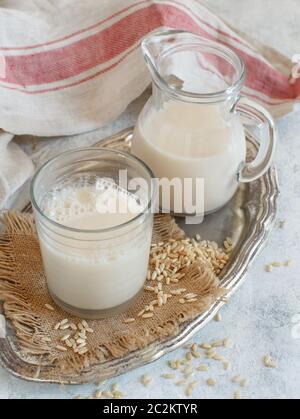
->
[131, 30, 277, 216]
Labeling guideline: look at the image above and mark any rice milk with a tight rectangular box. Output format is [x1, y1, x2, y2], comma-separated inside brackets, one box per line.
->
[132, 101, 246, 213]
[38, 179, 152, 313]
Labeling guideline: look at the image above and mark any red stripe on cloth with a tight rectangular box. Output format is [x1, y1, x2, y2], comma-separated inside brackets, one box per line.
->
[170, 1, 296, 100]
[243, 90, 294, 107]
[0, 56, 6, 78]
[0, 3, 297, 101]
[0, 44, 140, 95]
[295, 80, 300, 97]
[0, 0, 151, 51]
[1, 4, 164, 85]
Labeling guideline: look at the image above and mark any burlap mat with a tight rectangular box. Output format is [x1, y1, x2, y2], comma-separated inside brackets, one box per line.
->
[0, 211, 225, 376]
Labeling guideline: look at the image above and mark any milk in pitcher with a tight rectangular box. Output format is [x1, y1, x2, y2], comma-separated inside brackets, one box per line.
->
[132, 100, 246, 214]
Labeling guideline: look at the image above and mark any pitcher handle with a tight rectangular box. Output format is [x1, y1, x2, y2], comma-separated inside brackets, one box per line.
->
[234, 96, 277, 183]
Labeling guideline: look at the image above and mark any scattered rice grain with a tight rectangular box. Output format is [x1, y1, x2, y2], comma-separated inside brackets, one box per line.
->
[141, 374, 152, 386]
[111, 383, 119, 392]
[212, 354, 226, 362]
[183, 366, 193, 375]
[214, 312, 222, 322]
[175, 379, 187, 386]
[161, 373, 175, 379]
[240, 379, 249, 388]
[102, 391, 114, 398]
[142, 312, 154, 319]
[55, 345, 67, 352]
[265, 264, 273, 273]
[263, 355, 277, 368]
[185, 384, 194, 397]
[200, 343, 212, 350]
[65, 340, 73, 348]
[45, 304, 55, 311]
[113, 391, 123, 399]
[60, 323, 70, 330]
[124, 318, 136, 324]
[191, 350, 201, 359]
[278, 220, 286, 229]
[185, 352, 193, 362]
[197, 364, 209, 372]
[212, 340, 225, 348]
[223, 361, 232, 371]
[191, 343, 198, 352]
[185, 293, 198, 300]
[77, 342, 87, 349]
[95, 390, 103, 399]
[168, 360, 180, 370]
[206, 378, 216, 387]
[284, 259, 293, 267]
[78, 348, 88, 355]
[272, 261, 282, 267]
[151, 271, 158, 280]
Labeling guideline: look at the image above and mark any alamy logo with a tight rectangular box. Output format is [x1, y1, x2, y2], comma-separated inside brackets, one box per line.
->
[95, 170, 205, 225]
[290, 54, 300, 84]
[291, 314, 300, 339]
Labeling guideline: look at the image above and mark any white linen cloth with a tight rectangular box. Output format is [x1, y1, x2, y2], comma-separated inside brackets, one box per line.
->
[0, 0, 299, 207]
[0, 131, 34, 207]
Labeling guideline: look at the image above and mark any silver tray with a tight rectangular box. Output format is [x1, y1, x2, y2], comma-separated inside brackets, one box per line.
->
[0, 128, 279, 384]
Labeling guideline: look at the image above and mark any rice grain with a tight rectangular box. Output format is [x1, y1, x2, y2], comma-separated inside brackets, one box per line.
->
[206, 378, 216, 387]
[45, 304, 55, 311]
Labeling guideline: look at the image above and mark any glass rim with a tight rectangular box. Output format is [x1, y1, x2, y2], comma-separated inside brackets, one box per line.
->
[142, 29, 247, 103]
[30, 147, 156, 235]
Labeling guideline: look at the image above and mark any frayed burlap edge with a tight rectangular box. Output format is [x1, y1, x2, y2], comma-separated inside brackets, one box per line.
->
[0, 212, 224, 378]
[0, 213, 52, 357]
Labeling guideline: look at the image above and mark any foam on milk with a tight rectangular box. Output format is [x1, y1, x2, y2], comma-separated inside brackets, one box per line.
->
[42, 177, 143, 229]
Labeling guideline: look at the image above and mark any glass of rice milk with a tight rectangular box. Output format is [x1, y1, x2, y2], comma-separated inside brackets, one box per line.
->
[30, 148, 156, 319]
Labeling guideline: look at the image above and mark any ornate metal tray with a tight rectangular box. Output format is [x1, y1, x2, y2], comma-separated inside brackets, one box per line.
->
[0, 128, 279, 384]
